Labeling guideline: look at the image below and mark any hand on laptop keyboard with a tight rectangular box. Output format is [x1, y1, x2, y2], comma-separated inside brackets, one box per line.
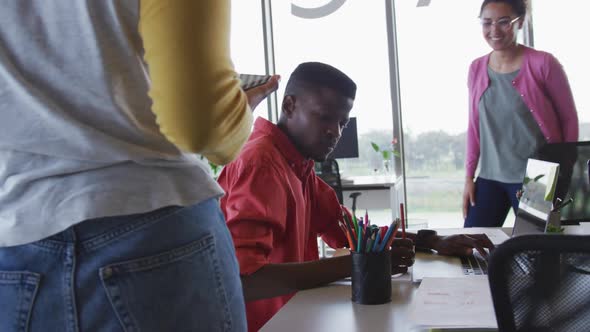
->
[431, 233, 494, 258]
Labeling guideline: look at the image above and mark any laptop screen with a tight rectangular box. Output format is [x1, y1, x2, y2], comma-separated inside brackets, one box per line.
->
[512, 159, 560, 237]
[535, 141, 590, 223]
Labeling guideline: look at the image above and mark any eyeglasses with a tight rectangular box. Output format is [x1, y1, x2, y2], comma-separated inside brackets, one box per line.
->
[480, 16, 521, 30]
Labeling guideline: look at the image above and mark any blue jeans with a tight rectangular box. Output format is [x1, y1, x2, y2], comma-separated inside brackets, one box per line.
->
[464, 177, 522, 228]
[0, 199, 246, 332]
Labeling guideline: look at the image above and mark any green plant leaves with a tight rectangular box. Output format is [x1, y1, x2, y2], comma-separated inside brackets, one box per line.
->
[371, 142, 380, 152]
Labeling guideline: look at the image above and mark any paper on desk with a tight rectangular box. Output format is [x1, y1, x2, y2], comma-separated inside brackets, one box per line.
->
[410, 276, 497, 329]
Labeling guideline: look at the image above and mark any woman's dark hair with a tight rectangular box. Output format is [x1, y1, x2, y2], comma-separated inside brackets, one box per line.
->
[480, 0, 527, 17]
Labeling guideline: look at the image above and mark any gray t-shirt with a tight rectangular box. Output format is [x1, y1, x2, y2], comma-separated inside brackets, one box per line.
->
[0, 2, 223, 246]
[478, 67, 546, 183]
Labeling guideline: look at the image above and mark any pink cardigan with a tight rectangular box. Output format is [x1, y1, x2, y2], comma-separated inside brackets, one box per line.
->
[466, 46, 579, 178]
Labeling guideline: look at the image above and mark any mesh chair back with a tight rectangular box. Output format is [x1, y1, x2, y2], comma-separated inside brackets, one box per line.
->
[488, 234, 590, 332]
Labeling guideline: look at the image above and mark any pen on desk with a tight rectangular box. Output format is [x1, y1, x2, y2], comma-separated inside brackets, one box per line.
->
[400, 203, 406, 239]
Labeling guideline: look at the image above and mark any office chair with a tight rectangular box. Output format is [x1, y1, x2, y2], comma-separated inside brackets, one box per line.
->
[316, 158, 344, 204]
[488, 234, 590, 332]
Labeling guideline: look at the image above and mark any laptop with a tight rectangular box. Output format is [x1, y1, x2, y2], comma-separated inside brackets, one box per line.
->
[535, 141, 590, 224]
[412, 158, 560, 282]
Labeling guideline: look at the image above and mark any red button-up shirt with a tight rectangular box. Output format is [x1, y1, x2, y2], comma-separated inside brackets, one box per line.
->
[218, 117, 347, 331]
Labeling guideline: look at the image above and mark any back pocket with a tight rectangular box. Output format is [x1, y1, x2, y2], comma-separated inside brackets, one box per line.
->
[0, 271, 41, 332]
[100, 234, 233, 332]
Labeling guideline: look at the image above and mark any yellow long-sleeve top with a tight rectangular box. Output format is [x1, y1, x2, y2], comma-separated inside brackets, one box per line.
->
[141, 0, 252, 165]
[0, 0, 251, 246]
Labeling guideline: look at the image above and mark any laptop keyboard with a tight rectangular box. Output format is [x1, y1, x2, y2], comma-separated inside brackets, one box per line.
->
[460, 251, 489, 276]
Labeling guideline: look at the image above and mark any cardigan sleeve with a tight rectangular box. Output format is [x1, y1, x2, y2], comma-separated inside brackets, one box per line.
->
[465, 60, 481, 178]
[542, 53, 579, 142]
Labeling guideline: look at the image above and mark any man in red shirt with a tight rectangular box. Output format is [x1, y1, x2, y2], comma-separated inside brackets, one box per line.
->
[218, 62, 494, 331]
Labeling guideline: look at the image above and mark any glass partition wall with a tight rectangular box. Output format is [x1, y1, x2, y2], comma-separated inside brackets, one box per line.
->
[230, 0, 581, 229]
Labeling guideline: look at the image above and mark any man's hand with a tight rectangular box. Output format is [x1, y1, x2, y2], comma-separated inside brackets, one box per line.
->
[245, 75, 280, 111]
[390, 238, 414, 274]
[462, 177, 476, 219]
[430, 234, 494, 257]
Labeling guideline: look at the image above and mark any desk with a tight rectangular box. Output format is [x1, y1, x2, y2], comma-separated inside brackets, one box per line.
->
[260, 272, 496, 332]
[260, 278, 432, 332]
[262, 226, 590, 331]
[341, 175, 399, 220]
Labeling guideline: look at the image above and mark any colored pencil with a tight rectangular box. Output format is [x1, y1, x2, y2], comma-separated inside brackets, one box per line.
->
[384, 220, 400, 250]
[339, 221, 355, 251]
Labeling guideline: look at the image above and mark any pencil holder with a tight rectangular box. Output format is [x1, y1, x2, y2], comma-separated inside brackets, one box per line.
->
[546, 210, 563, 233]
[351, 250, 392, 305]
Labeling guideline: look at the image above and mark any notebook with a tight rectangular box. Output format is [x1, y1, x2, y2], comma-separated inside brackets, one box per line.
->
[412, 158, 560, 282]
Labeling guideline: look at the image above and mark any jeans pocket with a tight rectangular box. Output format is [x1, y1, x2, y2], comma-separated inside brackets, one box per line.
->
[0, 271, 41, 332]
[100, 234, 233, 332]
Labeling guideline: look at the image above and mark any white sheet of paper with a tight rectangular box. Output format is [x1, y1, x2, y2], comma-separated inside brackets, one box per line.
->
[410, 276, 497, 329]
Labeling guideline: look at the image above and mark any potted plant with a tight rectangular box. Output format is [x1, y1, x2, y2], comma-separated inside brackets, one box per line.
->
[370, 138, 399, 173]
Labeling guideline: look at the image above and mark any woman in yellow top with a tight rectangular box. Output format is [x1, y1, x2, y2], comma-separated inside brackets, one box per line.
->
[0, 1, 277, 331]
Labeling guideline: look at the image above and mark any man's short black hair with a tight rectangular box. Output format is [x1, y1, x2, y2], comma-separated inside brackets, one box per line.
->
[284, 62, 356, 99]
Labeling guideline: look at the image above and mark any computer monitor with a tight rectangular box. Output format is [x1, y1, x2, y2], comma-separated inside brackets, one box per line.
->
[330, 117, 359, 159]
[535, 141, 590, 224]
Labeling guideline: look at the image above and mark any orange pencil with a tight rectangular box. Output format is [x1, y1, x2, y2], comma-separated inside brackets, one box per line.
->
[339, 221, 355, 251]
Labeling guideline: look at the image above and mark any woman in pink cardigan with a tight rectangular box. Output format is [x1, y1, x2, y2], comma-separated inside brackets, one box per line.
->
[463, 0, 578, 227]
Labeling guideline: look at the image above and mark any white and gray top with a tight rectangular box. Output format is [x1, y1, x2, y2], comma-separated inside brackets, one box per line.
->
[478, 67, 546, 183]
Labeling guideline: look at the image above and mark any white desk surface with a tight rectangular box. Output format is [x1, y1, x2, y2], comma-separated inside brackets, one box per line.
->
[260, 275, 497, 332]
[261, 226, 590, 332]
[341, 175, 397, 188]
[260, 279, 423, 332]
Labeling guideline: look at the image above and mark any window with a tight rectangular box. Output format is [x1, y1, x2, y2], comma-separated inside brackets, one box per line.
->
[532, 0, 589, 140]
[230, 1, 269, 120]
[271, 1, 395, 175]
[271, 1, 397, 225]
[394, 0, 499, 228]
